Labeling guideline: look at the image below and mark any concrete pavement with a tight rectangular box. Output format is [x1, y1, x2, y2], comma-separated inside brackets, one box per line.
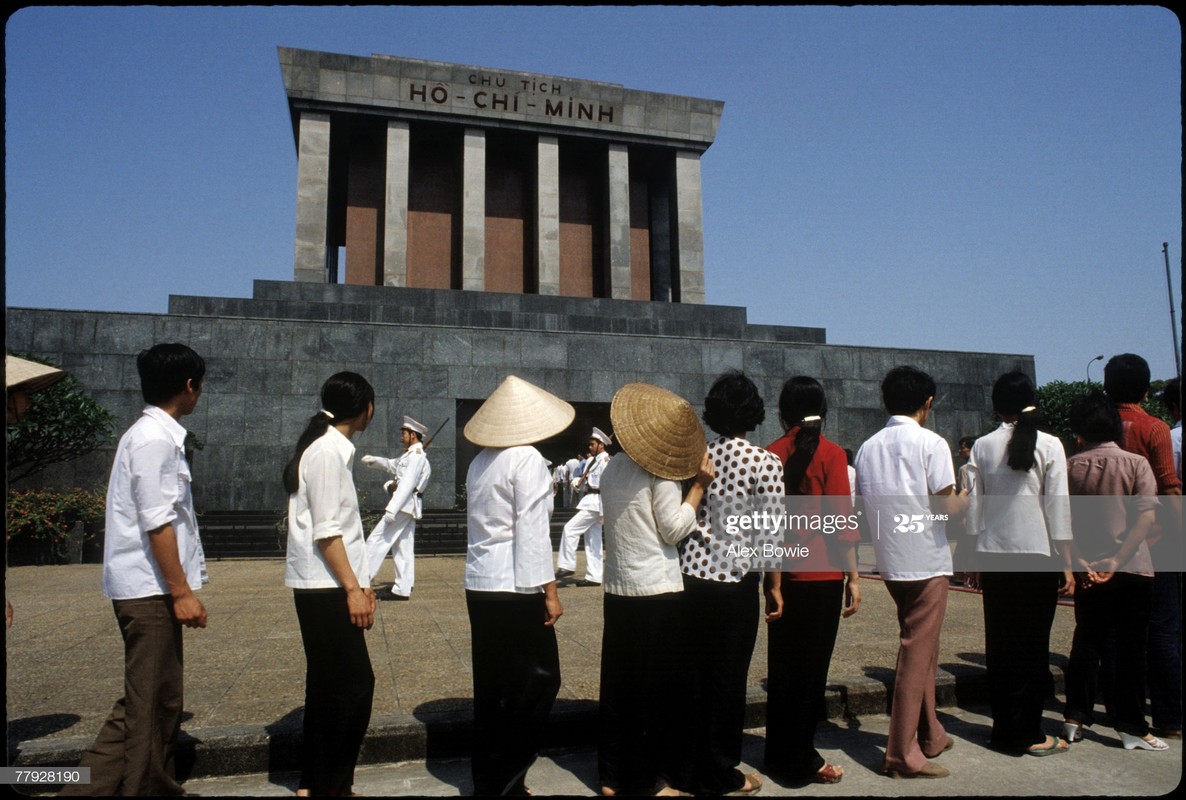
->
[5, 551, 1180, 795]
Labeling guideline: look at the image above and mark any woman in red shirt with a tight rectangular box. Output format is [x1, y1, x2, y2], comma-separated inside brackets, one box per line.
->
[763, 376, 862, 785]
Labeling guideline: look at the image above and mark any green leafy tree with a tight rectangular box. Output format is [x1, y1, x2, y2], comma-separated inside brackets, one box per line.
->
[6, 355, 117, 484]
[1038, 378, 1174, 453]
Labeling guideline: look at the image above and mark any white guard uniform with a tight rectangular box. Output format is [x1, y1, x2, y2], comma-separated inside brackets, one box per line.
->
[557, 449, 610, 583]
[362, 441, 431, 597]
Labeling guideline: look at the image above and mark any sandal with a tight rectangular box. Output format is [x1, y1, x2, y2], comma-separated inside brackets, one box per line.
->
[1025, 735, 1069, 756]
[1120, 732, 1170, 751]
[811, 763, 843, 784]
[727, 773, 763, 795]
[1062, 721, 1084, 744]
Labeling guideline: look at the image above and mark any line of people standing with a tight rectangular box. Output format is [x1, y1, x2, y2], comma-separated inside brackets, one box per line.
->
[62, 342, 1179, 796]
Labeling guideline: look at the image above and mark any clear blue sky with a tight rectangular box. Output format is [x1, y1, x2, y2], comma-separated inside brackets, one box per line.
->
[5, 6, 1181, 385]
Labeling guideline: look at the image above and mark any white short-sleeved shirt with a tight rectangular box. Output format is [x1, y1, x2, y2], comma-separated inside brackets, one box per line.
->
[601, 453, 698, 596]
[465, 445, 555, 593]
[966, 423, 1071, 556]
[855, 416, 956, 581]
[1172, 422, 1182, 481]
[285, 426, 370, 589]
[103, 406, 207, 600]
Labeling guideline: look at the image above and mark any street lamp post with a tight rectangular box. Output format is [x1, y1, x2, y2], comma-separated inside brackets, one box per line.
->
[1163, 243, 1181, 380]
[1086, 354, 1104, 384]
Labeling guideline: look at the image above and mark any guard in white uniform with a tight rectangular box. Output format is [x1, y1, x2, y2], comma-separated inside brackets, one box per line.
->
[361, 416, 432, 599]
[556, 427, 612, 586]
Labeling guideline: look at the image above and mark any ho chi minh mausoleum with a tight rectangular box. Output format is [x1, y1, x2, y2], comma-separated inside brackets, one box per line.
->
[6, 47, 1033, 530]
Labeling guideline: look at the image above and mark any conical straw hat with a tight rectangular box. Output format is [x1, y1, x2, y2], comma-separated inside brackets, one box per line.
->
[464, 375, 575, 447]
[610, 383, 706, 481]
[6, 355, 66, 394]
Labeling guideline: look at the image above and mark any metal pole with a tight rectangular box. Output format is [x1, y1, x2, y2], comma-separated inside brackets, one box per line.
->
[1164, 243, 1181, 379]
[1086, 355, 1103, 384]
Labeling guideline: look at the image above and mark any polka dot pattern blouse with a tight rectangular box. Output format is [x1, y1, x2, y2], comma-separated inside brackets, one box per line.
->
[679, 435, 786, 582]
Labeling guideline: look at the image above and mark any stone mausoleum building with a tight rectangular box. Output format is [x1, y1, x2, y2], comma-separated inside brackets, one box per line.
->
[7, 47, 1032, 521]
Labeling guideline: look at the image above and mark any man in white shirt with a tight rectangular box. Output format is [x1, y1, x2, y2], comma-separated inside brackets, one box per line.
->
[361, 416, 432, 600]
[855, 366, 962, 780]
[62, 343, 208, 797]
[556, 428, 612, 586]
[552, 461, 570, 509]
[1163, 378, 1182, 482]
[463, 375, 573, 796]
[564, 454, 583, 507]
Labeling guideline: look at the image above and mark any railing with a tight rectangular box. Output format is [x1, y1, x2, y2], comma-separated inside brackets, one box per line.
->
[195, 508, 581, 560]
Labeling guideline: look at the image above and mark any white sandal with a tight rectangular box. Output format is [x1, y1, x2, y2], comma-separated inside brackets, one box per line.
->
[1120, 732, 1170, 751]
[1062, 721, 1084, 743]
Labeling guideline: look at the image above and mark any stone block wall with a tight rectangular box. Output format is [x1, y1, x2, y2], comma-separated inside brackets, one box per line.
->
[6, 283, 1027, 513]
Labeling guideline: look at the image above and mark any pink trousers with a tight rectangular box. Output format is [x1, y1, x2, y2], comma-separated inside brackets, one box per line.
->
[882, 577, 952, 773]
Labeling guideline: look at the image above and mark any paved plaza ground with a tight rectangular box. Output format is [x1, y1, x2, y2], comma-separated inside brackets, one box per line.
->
[5, 553, 1180, 795]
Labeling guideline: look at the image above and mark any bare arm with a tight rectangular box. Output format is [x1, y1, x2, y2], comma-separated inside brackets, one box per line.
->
[542, 580, 563, 627]
[148, 523, 207, 628]
[1089, 508, 1156, 584]
[316, 536, 376, 629]
[839, 541, 861, 617]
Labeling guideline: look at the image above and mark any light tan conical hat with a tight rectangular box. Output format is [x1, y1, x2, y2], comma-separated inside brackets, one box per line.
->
[464, 375, 575, 447]
[6, 355, 66, 394]
[610, 383, 706, 481]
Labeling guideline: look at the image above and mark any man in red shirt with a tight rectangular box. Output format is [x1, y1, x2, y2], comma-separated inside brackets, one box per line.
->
[1105, 353, 1182, 739]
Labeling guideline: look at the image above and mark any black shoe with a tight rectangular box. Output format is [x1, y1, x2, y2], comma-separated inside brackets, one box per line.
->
[576, 580, 601, 587]
[555, 568, 575, 579]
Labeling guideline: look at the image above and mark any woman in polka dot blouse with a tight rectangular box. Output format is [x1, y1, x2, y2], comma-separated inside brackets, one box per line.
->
[671, 371, 785, 796]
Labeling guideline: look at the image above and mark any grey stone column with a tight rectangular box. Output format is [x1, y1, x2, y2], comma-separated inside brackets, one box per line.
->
[649, 188, 672, 302]
[674, 151, 706, 304]
[293, 112, 332, 283]
[537, 136, 561, 295]
[607, 144, 632, 299]
[462, 128, 486, 292]
[383, 121, 410, 287]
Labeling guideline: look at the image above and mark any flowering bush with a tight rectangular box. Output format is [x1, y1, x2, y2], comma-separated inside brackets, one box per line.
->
[6, 488, 105, 544]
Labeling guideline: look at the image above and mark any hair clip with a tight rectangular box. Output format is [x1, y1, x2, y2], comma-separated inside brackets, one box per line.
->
[320, 409, 335, 420]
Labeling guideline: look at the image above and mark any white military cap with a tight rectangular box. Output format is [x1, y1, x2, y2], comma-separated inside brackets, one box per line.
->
[402, 416, 428, 436]
[590, 427, 613, 446]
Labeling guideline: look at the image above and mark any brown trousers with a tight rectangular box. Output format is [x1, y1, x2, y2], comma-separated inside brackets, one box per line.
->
[882, 577, 951, 774]
[60, 596, 186, 797]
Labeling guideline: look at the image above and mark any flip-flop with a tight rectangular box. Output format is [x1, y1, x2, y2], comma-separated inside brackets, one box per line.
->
[1025, 735, 1069, 756]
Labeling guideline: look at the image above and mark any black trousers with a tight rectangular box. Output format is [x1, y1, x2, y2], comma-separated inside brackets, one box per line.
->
[293, 589, 375, 796]
[764, 579, 843, 779]
[1064, 572, 1154, 736]
[466, 590, 562, 796]
[1146, 570, 1183, 731]
[979, 558, 1060, 750]
[598, 591, 683, 794]
[672, 572, 761, 796]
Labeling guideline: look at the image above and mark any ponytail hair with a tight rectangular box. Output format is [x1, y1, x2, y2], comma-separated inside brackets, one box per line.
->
[778, 376, 828, 495]
[283, 372, 375, 494]
[991, 371, 1042, 472]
